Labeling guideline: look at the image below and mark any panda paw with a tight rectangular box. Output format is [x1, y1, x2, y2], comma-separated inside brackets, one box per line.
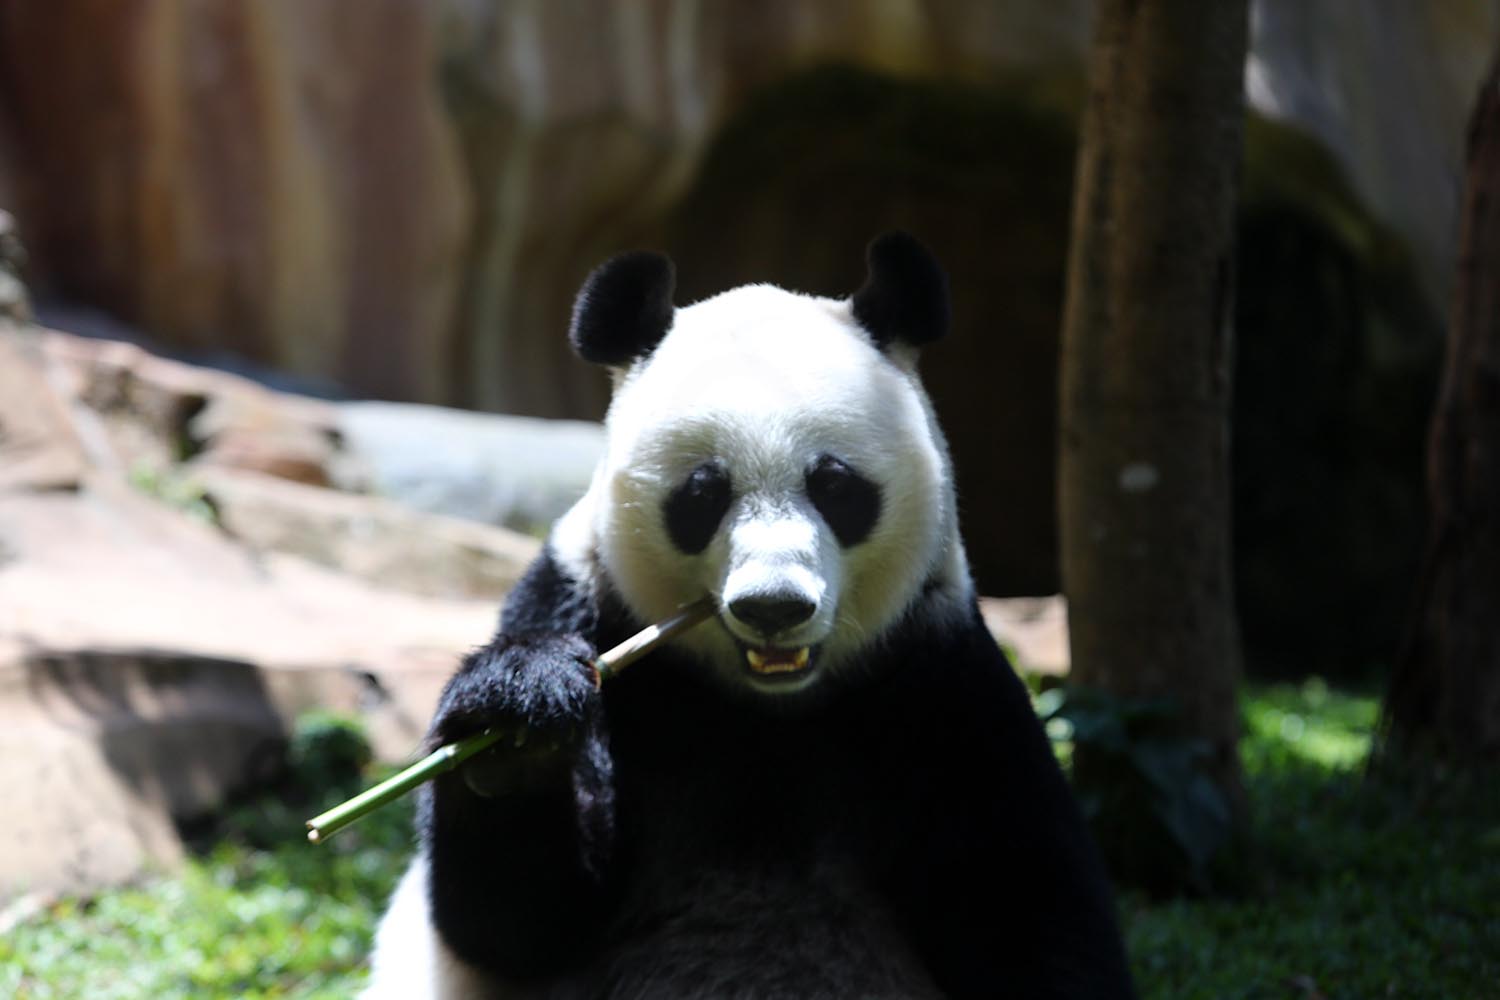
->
[431, 633, 602, 797]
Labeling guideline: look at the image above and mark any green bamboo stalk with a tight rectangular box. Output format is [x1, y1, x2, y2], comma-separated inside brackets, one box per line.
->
[304, 728, 507, 844]
[306, 595, 717, 844]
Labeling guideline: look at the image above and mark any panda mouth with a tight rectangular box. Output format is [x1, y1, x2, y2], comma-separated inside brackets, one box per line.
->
[743, 645, 812, 677]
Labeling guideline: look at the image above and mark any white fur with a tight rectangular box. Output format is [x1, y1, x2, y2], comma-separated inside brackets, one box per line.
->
[568, 283, 972, 693]
[362, 859, 505, 1000]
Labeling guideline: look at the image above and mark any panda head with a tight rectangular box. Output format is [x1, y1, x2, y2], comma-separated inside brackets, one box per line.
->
[560, 233, 972, 699]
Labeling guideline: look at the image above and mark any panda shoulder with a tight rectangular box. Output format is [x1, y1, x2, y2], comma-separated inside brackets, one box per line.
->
[498, 500, 600, 636]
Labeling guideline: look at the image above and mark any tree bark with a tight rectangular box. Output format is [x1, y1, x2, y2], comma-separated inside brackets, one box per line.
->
[1381, 58, 1500, 767]
[1058, 0, 1250, 884]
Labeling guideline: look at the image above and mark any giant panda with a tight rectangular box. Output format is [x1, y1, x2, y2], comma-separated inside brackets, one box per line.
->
[363, 233, 1136, 999]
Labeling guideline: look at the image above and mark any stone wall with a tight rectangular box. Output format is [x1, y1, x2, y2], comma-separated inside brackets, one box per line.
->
[1, 0, 1488, 416]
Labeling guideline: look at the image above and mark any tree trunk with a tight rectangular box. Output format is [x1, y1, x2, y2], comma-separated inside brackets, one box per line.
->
[1058, 0, 1250, 890]
[1381, 58, 1500, 767]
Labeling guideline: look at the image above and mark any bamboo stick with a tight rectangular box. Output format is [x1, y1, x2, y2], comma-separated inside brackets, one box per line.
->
[306, 596, 717, 844]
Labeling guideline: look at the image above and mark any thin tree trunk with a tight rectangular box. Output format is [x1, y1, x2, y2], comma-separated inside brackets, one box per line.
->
[1059, 0, 1250, 888]
[1381, 58, 1500, 767]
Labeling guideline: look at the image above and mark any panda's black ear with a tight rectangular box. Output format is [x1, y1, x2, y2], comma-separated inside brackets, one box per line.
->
[569, 251, 677, 366]
[850, 231, 949, 351]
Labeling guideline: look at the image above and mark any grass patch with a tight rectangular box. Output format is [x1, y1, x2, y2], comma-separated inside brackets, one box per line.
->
[1240, 677, 1379, 772]
[1125, 680, 1500, 999]
[2, 685, 1495, 997]
[0, 717, 417, 999]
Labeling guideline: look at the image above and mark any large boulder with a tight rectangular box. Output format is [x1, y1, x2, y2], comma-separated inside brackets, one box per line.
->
[0, 469, 504, 903]
[0, 479, 501, 905]
[0, 643, 274, 903]
[334, 401, 603, 536]
[0, 478, 501, 755]
[192, 464, 540, 600]
[33, 325, 343, 486]
[0, 325, 85, 491]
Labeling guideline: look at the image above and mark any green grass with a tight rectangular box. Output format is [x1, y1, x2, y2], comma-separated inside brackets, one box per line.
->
[1126, 680, 1500, 1000]
[2, 684, 1496, 998]
[0, 716, 416, 1000]
[1240, 677, 1380, 771]
[0, 807, 413, 999]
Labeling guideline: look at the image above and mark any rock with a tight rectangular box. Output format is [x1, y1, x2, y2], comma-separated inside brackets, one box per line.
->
[0, 326, 86, 492]
[191, 464, 539, 600]
[0, 691, 185, 904]
[1248, 0, 1496, 307]
[0, 479, 496, 742]
[38, 328, 342, 485]
[0, 210, 30, 322]
[335, 401, 603, 535]
[0, 644, 274, 903]
[0, 477, 496, 899]
[39, 332, 222, 475]
[2, 0, 1482, 414]
[980, 596, 1071, 677]
[190, 422, 341, 487]
[31, 327, 596, 532]
[187, 391, 343, 488]
[0, 1, 1087, 413]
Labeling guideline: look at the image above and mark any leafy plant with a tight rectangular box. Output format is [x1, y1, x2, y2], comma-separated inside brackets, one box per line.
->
[128, 462, 219, 525]
[0, 713, 413, 999]
[287, 712, 375, 796]
[1036, 685, 1233, 895]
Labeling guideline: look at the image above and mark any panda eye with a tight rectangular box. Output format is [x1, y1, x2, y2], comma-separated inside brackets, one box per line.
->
[663, 461, 732, 555]
[806, 454, 881, 547]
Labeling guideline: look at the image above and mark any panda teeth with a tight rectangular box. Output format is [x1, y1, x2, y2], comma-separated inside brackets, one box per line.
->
[745, 647, 811, 674]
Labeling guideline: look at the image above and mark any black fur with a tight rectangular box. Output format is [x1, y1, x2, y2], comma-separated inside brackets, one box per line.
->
[498, 547, 599, 636]
[663, 461, 733, 555]
[806, 453, 882, 547]
[569, 251, 677, 366]
[851, 231, 951, 350]
[421, 630, 613, 980]
[419, 545, 1137, 998]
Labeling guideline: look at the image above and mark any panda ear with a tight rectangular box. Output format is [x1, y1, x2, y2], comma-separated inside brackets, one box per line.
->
[850, 231, 949, 351]
[569, 251, 677, 367]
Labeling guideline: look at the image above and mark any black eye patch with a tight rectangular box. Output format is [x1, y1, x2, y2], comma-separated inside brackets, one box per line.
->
[663, 461, 732, 554]
[806, 454, 881, 547]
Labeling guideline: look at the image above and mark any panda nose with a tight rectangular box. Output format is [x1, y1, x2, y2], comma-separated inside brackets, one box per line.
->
[729, 594, 817, 636]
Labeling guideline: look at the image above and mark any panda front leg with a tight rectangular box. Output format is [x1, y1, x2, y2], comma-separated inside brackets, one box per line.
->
[417, 631, 616, 985]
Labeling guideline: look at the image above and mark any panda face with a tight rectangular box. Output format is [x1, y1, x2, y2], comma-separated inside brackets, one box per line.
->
[578, 283, 968, 698]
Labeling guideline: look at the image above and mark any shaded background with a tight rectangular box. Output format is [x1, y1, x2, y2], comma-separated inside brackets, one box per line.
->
[0, 0, 1491, 680]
